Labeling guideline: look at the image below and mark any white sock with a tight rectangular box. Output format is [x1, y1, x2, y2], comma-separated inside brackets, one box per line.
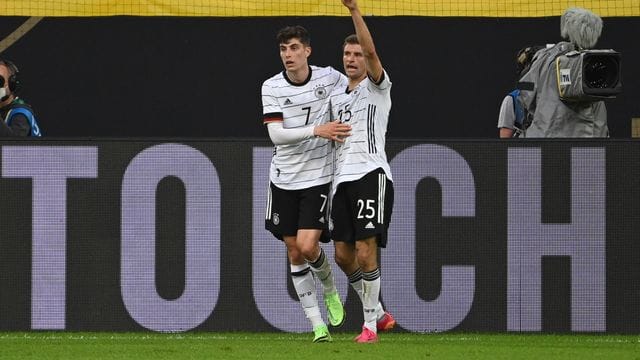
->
[362, 268, 381, 333]
[308, 248, 337, 296]
[291, 264, 324, 328]
[349, 269, 384, 321]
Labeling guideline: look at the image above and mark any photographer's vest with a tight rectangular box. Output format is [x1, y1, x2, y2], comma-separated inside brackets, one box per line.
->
[3, 100, 42, 137]
[507, 89, 535, 138]
[508, 89, 525, 127]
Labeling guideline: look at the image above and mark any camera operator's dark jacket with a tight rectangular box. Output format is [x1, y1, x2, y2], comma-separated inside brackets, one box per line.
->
[0, 98, 41, 137]
[519, 41, 608, 137]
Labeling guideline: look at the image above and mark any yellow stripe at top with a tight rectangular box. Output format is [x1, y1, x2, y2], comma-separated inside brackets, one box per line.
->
[0, 0, 638, 17]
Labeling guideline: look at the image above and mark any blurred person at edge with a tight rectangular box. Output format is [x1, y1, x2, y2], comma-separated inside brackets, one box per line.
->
[0, 58, 42, 137]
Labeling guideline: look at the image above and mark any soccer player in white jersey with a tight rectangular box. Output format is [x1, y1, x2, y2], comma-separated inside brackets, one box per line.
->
[329, 0, 396, 343]
[261, 25, 351, 343]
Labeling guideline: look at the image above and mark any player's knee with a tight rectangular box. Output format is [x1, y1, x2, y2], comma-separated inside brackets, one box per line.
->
[333, 243, 356, 270]
[286, 246, 304, 263]
[333, 251, 352, 270]
[355, 246, 377, 270]
[299, 243, 319, 261]
[357, 256, 377, 271]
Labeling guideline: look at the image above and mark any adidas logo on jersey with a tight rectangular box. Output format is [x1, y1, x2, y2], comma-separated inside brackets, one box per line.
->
[319, 217, 325, 224]
[284, 98, 293, 105]
[365, 222, 375, 229]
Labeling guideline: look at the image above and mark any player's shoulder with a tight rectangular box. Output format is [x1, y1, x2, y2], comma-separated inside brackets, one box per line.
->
[376, 69, 391, 84]
[262, 71, 286, 87]
[366, 68, 392, 91]
[312, 66, 347, 94]
[310, 65, 343, 79]
[330, 77, 349, 94]
[310, 64, 335, 72]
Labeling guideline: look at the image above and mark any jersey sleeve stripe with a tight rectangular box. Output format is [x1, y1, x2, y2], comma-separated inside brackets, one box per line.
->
[263, 112, 283, 123]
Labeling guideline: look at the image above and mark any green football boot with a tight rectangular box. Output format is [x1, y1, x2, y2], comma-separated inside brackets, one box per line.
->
[324, 291, 346, 327]
[312, 324, 332, 343]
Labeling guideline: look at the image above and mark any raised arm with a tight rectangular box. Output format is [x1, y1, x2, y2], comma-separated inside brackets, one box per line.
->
[342, 0, 384, 83]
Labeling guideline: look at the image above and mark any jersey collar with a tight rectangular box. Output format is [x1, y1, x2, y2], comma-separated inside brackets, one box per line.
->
[282, 66, 313, 86]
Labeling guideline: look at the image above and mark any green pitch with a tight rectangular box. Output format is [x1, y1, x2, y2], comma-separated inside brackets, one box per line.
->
[0, 332, 638, 359]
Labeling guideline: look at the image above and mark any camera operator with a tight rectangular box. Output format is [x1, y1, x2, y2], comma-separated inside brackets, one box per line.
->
[0, 58, 42, 137]
[498, 45, 545, 138]
[518, 7, 609, 137]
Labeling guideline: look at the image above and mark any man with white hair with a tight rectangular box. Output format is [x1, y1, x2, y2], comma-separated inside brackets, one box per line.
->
[518, 7, 609, 137]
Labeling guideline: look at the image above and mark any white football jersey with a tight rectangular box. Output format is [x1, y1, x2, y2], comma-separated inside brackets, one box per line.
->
[330, 70, 393, 188]
[262, 65, 347, 190]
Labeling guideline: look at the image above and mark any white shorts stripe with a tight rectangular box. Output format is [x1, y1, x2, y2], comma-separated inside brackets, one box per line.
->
[378, 173, 385, 224]
[265, 185, 272, 220]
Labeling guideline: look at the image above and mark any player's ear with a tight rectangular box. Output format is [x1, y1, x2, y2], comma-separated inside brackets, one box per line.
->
[305, 45, 312, 58]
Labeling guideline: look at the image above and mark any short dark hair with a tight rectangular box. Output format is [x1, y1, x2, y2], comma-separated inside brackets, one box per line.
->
[343, 34, 359, 49]
[515, 45, 544, 78]
[277, 25, 311, 46]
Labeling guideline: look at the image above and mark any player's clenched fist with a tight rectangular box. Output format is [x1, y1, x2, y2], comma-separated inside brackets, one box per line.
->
[341, 0, 358, 11]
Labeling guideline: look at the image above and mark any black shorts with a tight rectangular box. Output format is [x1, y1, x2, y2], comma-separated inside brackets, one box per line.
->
[330, 168, 394, 247]
[265, 182, 330, 241]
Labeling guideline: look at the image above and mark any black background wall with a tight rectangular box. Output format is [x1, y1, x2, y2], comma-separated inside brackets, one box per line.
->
[0, 16, 637, 138]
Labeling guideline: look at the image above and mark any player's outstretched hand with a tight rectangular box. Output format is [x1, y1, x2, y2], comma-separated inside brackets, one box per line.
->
[342, 0, 358, 11]
[314, 120, 352, 143]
